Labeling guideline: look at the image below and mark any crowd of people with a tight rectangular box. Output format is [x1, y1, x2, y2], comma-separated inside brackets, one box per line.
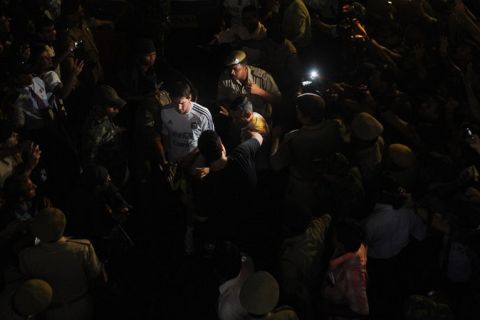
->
[1, 0, 480, 319]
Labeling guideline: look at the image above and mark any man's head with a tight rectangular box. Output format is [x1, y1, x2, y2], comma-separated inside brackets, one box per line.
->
[13, 279, 53, 317]
[170, 81, 193, 114]
[35, 16, 56, 43]
[93, 85, 126, 118]
[30, 44, 53, 71]
[3, 174, 37, 201]
[198, 130, 224, 164]
[230, 96, 253, 126]
[135, 38, 156, 69]
[242, 6, 260, 34]
[296, 93, 325, 125]
[225, 50, 248, 82]
[31, 208, 66, 243]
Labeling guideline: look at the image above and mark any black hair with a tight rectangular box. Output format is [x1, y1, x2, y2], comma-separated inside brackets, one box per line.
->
[170, 81, 192, 99]
[3, 174, 30, 200]
[335, 218, 364, 253]
[35, 15, 54, 32]
[198, 130, 223, 164]
[296, 93, 325, 124]
[230, 96, 253, 115]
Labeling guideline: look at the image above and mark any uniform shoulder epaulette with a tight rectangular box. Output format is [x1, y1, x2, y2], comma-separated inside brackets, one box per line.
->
[66, 239, 91, 246]
[250, 66, 267, 78]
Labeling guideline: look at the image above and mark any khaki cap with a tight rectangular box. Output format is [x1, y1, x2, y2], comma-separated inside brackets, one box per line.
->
[240, 271, 279, 316]
[225, 50, 247, 67]
[351, 112, 383, 141]
[13, 279, 53, 316]
[31, 208, 66, 243]
[388, 143, 416, 168]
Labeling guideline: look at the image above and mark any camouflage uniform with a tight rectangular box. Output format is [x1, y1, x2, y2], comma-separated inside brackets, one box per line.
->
[81, 114, 122, 165]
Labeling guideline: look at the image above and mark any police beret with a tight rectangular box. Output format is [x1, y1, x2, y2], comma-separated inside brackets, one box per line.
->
[13, 279, 53, 316]
[388, 143, 415, 169]
[31, 208, 66, 243]
[225, 50, 247, 66]
[94, 85, 126, 109]
[240, 271, 279, 316]
[351, 112, 383, 141]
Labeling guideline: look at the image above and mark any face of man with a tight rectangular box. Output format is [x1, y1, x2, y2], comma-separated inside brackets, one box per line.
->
[105, 106, 120, 118]
[24, 178, 37, 199]
[5, 132, 19, 148]
[233, 110, 252, 127]
[38, 50, 53, 70]
[229, 64, 248, 82]
[141, 52, 156, 68]
[173, 95, 193, 114]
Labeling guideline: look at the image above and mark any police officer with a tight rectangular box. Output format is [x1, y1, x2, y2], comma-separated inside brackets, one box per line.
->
[218, 50, 282, 119]
[239, 271, 299, 320]
[0, 279, 53, 320]
[18, 208, 103, 320]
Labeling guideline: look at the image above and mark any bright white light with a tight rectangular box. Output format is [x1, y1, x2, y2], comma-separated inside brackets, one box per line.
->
[309, 70, 319, 80]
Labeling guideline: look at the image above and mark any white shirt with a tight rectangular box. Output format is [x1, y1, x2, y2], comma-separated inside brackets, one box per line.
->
[218, 256, 254, 320]
[363, 203, 427, 259]
[13, 77, 50, 129]
[160, 102, 214, 162]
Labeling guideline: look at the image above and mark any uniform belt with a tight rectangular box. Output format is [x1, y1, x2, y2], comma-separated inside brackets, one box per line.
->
[49, 291, 89, 309]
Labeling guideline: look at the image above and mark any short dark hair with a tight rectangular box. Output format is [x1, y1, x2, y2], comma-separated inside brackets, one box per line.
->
[282, 200, 313, 237]
[3, 174, 30, 200]
[296, 93, 325, 124]
[198, 130, 223, 163]
[230, 96, 253, 115]
[170, 81, 192, 99]
[335, 219, 364, 253]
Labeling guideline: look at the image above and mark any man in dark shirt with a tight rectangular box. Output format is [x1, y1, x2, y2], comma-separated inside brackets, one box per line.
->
[196, 129, 263, 242]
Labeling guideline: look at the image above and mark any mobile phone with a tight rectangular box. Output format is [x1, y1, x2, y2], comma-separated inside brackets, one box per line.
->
[465, 127, 474, 139]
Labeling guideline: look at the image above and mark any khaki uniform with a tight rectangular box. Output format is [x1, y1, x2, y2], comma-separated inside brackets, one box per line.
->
[271, 120, 347, 208]
[60, 21, 103, 86]
[218, 65, 281, 118]
[353, 137, 384, 182]
[282, 0, 311, 49]
[19, 238, 102, 320]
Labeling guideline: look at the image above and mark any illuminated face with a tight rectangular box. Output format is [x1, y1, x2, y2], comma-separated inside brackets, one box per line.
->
[5, 132, 19, 148]
[39, 50, 53, 70]
[24, 178, 37, 199]
[173, 95, 192, 114]
[230, 64, 248, 82]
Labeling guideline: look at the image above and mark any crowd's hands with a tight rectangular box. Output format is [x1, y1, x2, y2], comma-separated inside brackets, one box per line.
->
[22, 141, 41, 168]
[219, 105, 230, 117]
[194, 167, 210, 179]
[159, 161, 177, 184]
[71, 59, 85, 77]
[246, 82, 264, 96]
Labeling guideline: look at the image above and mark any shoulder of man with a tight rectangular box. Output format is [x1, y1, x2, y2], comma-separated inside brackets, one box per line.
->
[249, 65, 271, 79]
[65, 238, 93, 247]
